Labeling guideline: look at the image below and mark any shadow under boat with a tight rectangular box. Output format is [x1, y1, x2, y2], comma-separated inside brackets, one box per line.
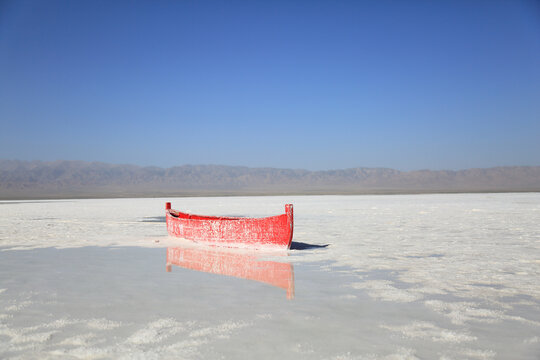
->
[290, 241, 329, 250]
[166, 245, 295, 300]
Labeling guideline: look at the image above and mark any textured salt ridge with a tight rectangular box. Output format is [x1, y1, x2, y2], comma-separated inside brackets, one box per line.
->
[0, 290, 251, 359]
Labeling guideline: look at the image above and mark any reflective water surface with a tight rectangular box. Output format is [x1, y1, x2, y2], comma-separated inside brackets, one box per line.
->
[166, 245, 294, 299]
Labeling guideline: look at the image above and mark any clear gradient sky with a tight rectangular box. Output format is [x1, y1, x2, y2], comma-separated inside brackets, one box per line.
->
[1, 0, 539, 171]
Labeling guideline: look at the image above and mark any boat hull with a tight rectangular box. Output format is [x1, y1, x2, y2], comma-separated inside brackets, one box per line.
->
[165, 203, 294, 249]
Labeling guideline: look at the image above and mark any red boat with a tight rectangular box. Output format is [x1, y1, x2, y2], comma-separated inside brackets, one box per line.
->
[165, 202, 294, 250]
[166, 246, 294, 299]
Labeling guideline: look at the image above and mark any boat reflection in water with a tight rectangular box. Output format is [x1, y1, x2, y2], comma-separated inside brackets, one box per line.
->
[166, 245, 295, 299]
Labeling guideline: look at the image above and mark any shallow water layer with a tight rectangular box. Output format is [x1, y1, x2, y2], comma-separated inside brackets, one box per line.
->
[1, 194, 539, 359]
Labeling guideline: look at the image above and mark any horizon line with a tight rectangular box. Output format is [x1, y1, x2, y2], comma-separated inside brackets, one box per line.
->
[1, 158, 539, 173]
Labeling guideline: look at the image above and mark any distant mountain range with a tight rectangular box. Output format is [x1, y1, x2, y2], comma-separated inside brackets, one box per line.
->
[1, 160, 539, 199]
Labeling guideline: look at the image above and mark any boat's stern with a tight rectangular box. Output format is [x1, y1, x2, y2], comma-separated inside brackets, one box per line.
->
[285, 204, 294, 249]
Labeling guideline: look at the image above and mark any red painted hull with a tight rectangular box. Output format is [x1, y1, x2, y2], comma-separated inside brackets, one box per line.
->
[165, 203, 294, 250]
[166, 246, 294, 299]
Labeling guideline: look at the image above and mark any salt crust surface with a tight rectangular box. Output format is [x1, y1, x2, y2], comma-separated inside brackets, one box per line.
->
[1, 194, 539, 359]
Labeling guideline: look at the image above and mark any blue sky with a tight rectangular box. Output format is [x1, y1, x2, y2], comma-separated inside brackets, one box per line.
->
[1, 0, 539, 171]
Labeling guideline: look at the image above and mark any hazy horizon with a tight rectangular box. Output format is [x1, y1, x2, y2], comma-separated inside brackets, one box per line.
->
[2, 157, 540, 173]
[2, 159, 540, 200]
